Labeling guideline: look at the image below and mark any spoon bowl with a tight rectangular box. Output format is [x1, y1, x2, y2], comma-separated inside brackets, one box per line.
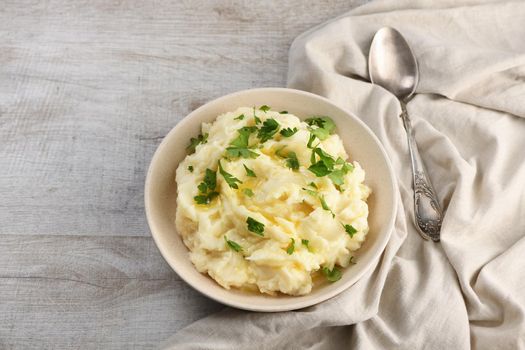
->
[369, 27, 419, 101]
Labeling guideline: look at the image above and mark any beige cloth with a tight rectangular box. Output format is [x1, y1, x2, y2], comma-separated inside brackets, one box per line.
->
[163, 1, 525, 348]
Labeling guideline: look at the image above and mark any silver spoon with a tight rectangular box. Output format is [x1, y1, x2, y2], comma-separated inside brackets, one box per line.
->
[368, 27, 442, 242]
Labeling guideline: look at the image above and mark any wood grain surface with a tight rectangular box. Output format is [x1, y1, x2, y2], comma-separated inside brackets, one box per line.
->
[0, 1, 366, 348]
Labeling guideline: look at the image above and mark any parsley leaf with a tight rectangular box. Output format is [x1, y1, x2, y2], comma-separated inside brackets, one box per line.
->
[313, 148, 335, 168]
[234, 114, 245, 120]
[193, 191, 219, 205]
[321, 266, 342, 282]
[286, 238, 295, 255]
[280, 127, 298, 137]
[187, 133, 208, 153]
[203, 168, 217, 190]
[285, 151, 299, 170]
[308, 182, 318, 189]
[253, 107, 261, 124]
[230, 126, 257, 148]
[308, 161, 331, 177]
[305, 117, 336, 134]
[301, 239, 309, 247]
[194, 169, 219, 205]
[307, 133, 317, 149]
[243, 164, 256, 177]
[320, 195, 335, 218]
[188, 165, 194, 172]
[243, 188, 254, 197]
[280, 110, 288, 114]
[257, 118, 280, 142]
[309, 126, 330, 141]
[218, 160, 242, 189]
[224, 236, 242, 252]
[259, 105, 271, 112]
[226, 147, 259, 159]
[343, 224, 357, 238]
[246, 217, 265, 236]
[302, 187, 318, 197]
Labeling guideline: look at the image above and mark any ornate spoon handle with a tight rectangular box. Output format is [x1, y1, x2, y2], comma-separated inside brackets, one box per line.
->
[400, 103, 442, 242]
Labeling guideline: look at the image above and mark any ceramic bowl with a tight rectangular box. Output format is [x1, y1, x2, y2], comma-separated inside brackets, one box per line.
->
[145, 87, 396, 312]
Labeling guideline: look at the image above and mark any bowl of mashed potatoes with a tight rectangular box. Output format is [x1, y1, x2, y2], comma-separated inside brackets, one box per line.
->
[145, 88, 396, 312]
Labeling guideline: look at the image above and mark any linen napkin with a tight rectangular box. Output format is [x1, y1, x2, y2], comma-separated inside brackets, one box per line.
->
[163, 1, 525, 348]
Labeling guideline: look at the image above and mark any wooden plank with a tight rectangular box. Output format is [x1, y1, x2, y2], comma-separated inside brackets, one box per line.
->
[0, 234, 224, 349]
[0, 0, 364, 237]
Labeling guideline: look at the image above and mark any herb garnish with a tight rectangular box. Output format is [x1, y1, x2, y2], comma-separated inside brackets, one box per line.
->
[234, 114, 245, 120]
[257, 118, 280, 142]
[320, 195, 335, 218]
[308, 147, 354, 186]
[343, 224, 357, 238]
[259, 105, 271, 112]
[280, 110, 288, 114]
[188, 165, 194, 172]
[301, 239, 309, 247]
[218, 160, 242, 189]
[280, 127, 298, 137]
[321, 266, 342, 282]
[253, 107, 261, 124]
[243, 188, 254, 197]
[193, 168, 219, 205]
[246, 217, 265, 236]
[187, 133, 208, 153]
[243, 164, 256, 177]
[226, 126, 259, 159]
[286, 238, 295, 255]
[285, 151, 299, 170]
[224, 236, 242, 252]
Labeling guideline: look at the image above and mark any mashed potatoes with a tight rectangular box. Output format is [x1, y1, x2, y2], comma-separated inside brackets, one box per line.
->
[175, 106, 370, 296]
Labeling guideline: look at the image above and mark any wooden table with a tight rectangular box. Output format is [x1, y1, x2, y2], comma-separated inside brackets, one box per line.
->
[0, 1, 365, 348]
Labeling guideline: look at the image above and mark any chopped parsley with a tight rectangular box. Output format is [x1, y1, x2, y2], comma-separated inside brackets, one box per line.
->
[188, 165, 194, 172]
[243, 188, 254, 197]
[243, 164, 256, 177]
[246, 217, 264, 236]
[307, 133, 317, 149]
[234, 114, 245, 120]
[259, 105, 271, 112]
[253, 107, 261, 124]
[224, 236, 242, 252]
[257, 118, 280, 142]
[321, 266, 342, 282]
[226, 126, 259, 159]
[286, 238, 295, 255]
[302, 187, 318, 197]
[193, 192, 219, 205]
[230, 126, 257, 148]
[285, 152, 299, 170]
[280, 127, 298, 137]
[343, 224, 358, 238]
[308, 147, 353, 186]
[308, 182, 318, 189]
[320, 195, 335, 218]
[280, 110, 288, 114]
[305, 117, 336, 135]
[226, 147, 259, 159]
[308, 160, 332, 177]
[187, 133, 208, 153]
[218, 160, 242, 189]
[193, 168, 219, 205]
[301, 239, 309, 247]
